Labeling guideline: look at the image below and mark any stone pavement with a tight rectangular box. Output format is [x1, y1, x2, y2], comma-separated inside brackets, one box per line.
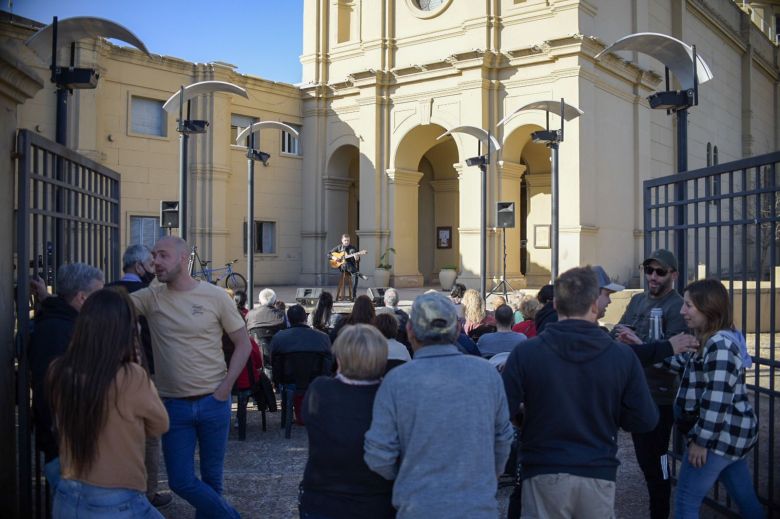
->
[155, 403, 700, 519]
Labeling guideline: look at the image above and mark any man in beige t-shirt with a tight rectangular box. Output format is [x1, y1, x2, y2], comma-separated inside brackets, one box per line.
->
[131, 236, 250, 519]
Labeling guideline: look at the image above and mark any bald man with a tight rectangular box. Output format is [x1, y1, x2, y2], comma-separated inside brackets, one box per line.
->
[130, 237, 250, 518]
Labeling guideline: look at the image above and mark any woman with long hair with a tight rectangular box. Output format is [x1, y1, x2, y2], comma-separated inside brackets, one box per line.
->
[299, 324, 394, 518]
[308, 291, 336, 332]
[671, 279, 762, 518]
[48, 288, 169, 518]
[462, 288, 495, 335]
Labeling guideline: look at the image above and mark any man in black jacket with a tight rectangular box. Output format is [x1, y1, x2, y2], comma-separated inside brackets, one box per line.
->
[502, 266, 658, 518]
[28, 263, 104, 490]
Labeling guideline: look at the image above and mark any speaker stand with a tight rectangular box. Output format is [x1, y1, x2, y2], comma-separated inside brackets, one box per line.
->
[488, 226, 514, 300]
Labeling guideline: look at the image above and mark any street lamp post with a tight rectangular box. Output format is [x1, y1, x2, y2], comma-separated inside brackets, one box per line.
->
[497, 100, 583, 281]
[236, 121, 300, 308]
[163, 81, 249, 242]
[436, 126, 501, 299]
[596, 32, 713, 285]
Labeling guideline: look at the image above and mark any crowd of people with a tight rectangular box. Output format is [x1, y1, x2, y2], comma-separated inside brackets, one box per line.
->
[27, 238, 765, 518]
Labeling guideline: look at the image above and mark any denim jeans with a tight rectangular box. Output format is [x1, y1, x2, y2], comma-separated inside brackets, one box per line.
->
[44, 457, 61, 495]
[675, 448, 764, 519]
[162, 395, 240, 519]
[53, 479, 162, 518]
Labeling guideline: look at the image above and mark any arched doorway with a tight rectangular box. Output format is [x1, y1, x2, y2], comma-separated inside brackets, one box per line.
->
[325, 144, 359, 278]
[503, 125, 552, 286]
[390, 124, 460, 286]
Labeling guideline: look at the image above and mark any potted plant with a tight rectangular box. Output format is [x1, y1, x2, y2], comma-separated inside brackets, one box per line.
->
[375, 247, 395, 286]
[438, 264, 458, 291]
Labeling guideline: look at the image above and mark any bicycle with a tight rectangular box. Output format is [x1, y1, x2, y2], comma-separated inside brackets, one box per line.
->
[188, 245, 248, 293]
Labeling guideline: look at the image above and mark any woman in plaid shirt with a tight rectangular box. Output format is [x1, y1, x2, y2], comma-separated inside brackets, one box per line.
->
[667, 279, 763, 518]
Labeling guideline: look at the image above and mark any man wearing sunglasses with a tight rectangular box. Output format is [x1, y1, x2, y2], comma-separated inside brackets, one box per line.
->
[613, 249, 687, 519]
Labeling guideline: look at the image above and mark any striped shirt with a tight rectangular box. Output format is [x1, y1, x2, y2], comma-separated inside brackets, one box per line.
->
[666, 330, 757, 460]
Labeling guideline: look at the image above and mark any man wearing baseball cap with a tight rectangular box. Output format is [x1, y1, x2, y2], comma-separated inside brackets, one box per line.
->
[364, 292, 513, 518]
[614, 249, 687, 519]
[593, 265, 625, 321]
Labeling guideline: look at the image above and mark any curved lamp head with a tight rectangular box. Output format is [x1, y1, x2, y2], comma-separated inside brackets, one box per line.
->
[436, 125, 501, 154]
[235, 121, 300, 145]
[594, 32, 713, 91]
[25, 17, 150, 60]
[497, 100, 583, 128]
[163, 81, 249, 113]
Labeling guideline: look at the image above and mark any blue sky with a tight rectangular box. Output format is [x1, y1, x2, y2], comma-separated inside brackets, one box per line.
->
[8, 0, 305, 84]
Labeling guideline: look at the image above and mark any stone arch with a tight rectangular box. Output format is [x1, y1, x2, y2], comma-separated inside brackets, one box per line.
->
[502, 123, 552, 284]
[325, 144, 360, 262]
[387, 123, 460, 286]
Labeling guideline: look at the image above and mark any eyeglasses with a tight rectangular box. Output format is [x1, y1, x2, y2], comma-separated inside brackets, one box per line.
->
[643, 266, 670, 277]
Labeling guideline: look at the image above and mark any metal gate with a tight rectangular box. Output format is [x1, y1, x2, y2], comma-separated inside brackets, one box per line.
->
[14, 129, 120, 517]
[644, 150, 780, 517]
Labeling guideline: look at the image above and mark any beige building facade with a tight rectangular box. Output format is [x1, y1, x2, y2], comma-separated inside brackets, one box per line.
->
[299, 0, 780, 288]
[4, 0, 780, 291]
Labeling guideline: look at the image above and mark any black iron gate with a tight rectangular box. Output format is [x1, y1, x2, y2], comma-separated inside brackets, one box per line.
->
[644, 150, 780, 517]
[14, 129, 120, 517]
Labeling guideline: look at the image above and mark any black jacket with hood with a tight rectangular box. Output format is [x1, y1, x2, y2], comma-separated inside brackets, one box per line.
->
[502, 319, 658, 482]
[28, 296, 78, 461]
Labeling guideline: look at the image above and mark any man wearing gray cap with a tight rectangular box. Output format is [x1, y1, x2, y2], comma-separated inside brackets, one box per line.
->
[614, 249, 687, 519]
[364, 292, 513, 518]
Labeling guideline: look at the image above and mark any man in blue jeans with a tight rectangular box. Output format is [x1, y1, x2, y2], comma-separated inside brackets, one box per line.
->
[132, 236, 251, 518]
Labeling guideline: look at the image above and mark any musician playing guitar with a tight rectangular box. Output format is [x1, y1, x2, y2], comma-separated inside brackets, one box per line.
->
[328, 234, 367, 299]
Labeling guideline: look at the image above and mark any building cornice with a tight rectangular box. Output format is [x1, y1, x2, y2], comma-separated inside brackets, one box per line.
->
[0, 39, 44, 104]
[386, 168, 423, 186]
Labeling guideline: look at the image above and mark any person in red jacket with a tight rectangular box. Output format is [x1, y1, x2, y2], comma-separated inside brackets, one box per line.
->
[512, 296, 541, 338]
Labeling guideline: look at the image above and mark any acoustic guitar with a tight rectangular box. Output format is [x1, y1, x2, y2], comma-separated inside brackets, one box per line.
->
[329, 249, 367, 269]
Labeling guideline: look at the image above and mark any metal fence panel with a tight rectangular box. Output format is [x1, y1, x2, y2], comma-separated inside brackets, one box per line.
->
[14, 129, 120, 517]
[644, 150, 780, 517]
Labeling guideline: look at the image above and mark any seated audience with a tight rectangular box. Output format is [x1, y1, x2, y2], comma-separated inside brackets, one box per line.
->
[375, 288, 410, 346]
[477, 304, 528, 359]
[299, 324, 394, 519]
[509, 294, 524, 325]
[48, 288, 168, 517]
[246, 288, 286, 366]
[462, 288, 497, 335]
[307, 291, 342, 334]
[534, 284, 558, 333]
[271, 304, 333, 424]
[332, 295, 376, 339]
[373, 313, 412, 363]
[512, 296, 541, 338]
[449, 283, 467, 319]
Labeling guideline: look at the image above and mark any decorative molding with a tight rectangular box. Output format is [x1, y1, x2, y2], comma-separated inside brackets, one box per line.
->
[498, 161, 527, 180]
[386, 168, 423, 186]
[322, 176, 354, 191]
[429, 179, 459, 192]
[560, 225, 599, 235]
[355, 229, 390, 238]
[0, 39, 45, 104]
[420, 97, 433, 125]
[301, 231, 327, 239]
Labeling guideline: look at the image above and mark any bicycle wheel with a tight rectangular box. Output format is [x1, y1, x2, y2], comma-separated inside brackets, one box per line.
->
[224, 272, 247, 293]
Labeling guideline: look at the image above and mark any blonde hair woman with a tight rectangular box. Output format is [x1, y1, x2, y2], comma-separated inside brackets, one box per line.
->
[462, 289, 496, 335]
[299, 325, 394, 518]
